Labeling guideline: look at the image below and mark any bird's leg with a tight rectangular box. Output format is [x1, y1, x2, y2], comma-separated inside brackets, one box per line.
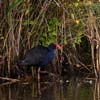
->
[37, 67, 41, 95]
[38, 67, 41, 81]
[31, 67, 34, 79]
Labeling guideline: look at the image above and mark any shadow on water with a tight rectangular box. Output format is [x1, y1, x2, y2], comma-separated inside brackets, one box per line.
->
[0, 76, 100, 100]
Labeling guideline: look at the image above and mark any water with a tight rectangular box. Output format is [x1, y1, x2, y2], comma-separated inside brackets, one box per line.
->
[0, 77, 99, 100]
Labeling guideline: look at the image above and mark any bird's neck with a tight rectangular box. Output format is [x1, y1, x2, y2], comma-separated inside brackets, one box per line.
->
[48, 47, 54, 51]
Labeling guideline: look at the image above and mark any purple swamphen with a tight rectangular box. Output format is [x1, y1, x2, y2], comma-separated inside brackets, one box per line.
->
[18, 43, 61, 81]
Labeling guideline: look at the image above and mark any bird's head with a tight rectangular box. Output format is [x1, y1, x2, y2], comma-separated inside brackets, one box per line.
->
[48, 43, 62, 50]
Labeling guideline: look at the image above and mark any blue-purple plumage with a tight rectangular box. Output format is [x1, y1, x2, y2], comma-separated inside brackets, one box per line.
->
[19, 43, 56, 67]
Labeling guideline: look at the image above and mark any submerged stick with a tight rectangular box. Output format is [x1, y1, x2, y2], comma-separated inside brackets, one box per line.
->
[0, 77, 20, 82]
[0, 81, 18, 87]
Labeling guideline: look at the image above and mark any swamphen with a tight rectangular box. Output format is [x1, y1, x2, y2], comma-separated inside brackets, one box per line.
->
[18, 43, 61, 81]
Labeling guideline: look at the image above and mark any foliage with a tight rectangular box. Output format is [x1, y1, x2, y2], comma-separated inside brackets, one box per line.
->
[39, 18, 60, 46]
[7, 0, 23, 13]
[0, 0, 100, 77]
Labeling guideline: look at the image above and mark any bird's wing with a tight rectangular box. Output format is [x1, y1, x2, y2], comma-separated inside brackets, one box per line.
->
[23, 45, 49, 66]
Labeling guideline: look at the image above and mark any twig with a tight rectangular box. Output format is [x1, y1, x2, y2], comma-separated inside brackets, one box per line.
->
[0, 77, 20, 82]
[0, 81, 17, 87]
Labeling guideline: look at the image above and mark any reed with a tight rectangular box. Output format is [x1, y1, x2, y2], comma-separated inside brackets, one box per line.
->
[0, 0, 100, 78]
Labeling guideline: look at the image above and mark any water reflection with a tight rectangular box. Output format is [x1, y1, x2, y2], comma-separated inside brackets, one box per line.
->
[0, 77, 99, 100]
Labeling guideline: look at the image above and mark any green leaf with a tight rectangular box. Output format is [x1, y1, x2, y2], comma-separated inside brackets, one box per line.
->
[51, 31, 57, 36]
[23, 20, 35, 26]
[0, 36, 4, 40]
[74, 36, 82, 44]
[64, 39, 67, 44]
[74, 2, 79, 7]
[77, 32, 82, 37]
[48, 18, 60, 26]
[71, 13, 75, 19]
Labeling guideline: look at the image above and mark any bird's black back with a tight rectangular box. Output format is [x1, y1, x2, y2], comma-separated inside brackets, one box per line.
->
[19, 45, 55, 67]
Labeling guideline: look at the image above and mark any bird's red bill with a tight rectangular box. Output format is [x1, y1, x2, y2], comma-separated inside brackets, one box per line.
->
[56, 44, 62, 50]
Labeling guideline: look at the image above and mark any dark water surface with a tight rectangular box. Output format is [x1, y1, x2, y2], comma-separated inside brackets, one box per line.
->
[0, 77, 99, 100]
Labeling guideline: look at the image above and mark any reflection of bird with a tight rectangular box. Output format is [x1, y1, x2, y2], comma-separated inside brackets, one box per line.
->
[18, 43, 61, 81]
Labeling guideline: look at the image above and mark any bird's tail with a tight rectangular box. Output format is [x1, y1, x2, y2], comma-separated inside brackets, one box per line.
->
[17, 60, 28, 66]
[15, 60, 28, 76]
